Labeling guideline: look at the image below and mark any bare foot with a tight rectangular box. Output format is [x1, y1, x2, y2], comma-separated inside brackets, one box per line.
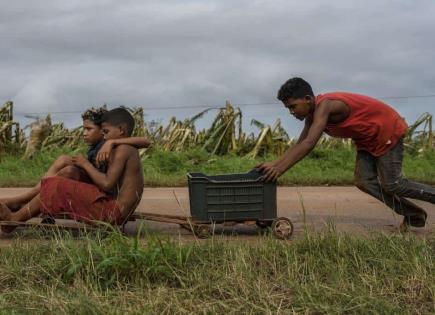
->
[0, 198, 21, 212]
[0, 203, 17, 233]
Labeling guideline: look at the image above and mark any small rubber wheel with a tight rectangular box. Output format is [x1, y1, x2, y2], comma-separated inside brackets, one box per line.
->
[179, 223, 193, 231]
[193, 225, 211, 239]
[272, 217, 294, 240]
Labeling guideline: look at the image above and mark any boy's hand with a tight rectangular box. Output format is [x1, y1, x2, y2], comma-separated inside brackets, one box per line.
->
[256, 162, 283, 182]
[72, 155, 90, 168]
[96, 140, 114, 166]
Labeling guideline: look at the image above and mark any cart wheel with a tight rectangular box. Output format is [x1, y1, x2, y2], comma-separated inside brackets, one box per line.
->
[179, 223, 193, 231]
[193, 225, 211, 239]
[272, 217, 294, 240]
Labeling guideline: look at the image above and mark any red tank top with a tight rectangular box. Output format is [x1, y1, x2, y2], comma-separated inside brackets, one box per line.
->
[315, 92, 408, 157]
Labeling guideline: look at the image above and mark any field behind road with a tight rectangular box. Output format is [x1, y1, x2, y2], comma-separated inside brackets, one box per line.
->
[2, 147, 435, 187]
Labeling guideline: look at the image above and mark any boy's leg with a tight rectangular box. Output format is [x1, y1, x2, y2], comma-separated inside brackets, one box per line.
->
[0, 156, 79, 211]
[0, 188, 39, 211]
[354, 149, 426, 225]
[377, 139, 435, 204]
[0, 155, 71, 210]
[45, 155, 73, 178]
[39, 176, 121, 224]
[0, 194, 43, 232]
[376, 139, 432, 226]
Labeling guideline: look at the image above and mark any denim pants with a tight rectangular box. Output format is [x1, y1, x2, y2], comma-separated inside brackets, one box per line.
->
[354, 138, 435, 227]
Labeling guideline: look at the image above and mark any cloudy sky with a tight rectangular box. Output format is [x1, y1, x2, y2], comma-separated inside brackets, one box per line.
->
[1, 0, 434, 136]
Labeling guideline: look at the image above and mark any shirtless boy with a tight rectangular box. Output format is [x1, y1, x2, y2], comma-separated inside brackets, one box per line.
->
[257, 77, 435, 229]
[0, 106, 150, 213]
[0, 107, 145, 231]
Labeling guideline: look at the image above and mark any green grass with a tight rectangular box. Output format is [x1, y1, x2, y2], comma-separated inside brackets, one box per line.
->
[0, 229, 433, 314]
[1, 146, 435, 187]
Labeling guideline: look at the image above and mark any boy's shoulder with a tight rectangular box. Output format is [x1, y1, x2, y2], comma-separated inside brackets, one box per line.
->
[112, 144, 139, 158]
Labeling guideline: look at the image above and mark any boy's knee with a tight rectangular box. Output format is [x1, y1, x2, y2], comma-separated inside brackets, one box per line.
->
[354, 173, 375, 193]
[355, 178, 370, 193]
[380, 179, 405, 196]
[55, 155, 72, 167]
[57, 166, 81, 180]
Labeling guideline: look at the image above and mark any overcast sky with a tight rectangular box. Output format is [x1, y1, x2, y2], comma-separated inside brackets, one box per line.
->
[1, 0, 434, 136]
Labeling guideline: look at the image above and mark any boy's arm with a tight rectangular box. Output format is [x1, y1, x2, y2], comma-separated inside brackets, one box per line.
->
[297, 117, 313, 144]
[110, 137, 152, 149]
[258, 101, 331, 182]
[268, 117, 313, 168]
[96, 137, 152, 166]
[73, 145, 132, 192]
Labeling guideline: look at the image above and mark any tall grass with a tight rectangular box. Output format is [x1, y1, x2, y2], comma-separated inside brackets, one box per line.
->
[0, 228, 433, 314]
[1, 146, 435, 187]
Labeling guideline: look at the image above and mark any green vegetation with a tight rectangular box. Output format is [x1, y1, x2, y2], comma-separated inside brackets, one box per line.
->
[0, 229, 433, 314]
[1, 146, 435, 187]
[1, 100, 434, 160]
[1, 101, 434, 187]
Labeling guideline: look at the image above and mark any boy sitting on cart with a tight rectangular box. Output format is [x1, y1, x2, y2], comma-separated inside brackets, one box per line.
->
[0, 108, 145, 232]
[0, 106, 150, 213]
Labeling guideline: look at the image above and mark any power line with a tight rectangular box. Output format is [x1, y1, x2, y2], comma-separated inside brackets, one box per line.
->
[9, 93, 435, 116]
[379, 94, 435, 100]
[14, 105, 220, 116]
[13, 103, 275, 116]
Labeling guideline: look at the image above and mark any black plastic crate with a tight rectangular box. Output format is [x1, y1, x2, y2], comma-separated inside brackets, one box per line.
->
[187, 169, 277, 222]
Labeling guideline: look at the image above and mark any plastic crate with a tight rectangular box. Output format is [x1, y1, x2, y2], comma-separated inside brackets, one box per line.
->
[187, 169, 277, 222]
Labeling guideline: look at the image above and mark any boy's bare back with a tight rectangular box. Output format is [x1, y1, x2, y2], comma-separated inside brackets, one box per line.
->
[108, 144, 144, 218]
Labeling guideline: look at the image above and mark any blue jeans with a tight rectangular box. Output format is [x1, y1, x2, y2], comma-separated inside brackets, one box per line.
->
[354, 138, 434, 227]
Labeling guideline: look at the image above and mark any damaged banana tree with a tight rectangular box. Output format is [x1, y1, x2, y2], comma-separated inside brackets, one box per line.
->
[155, 108, 210, 152]
[202, 101, 242, 155]
[245, 119, 290, 158]
[41, 123, 83, 151]
[0, 101, 25, 154]
[23, 115, 53, 159]
[2, 100, 434, 159]
[405, 112, 433, 153]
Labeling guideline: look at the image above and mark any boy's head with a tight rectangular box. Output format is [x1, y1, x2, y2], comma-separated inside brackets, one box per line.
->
[81, 106, 108, 145]
[101, 107, 135, 140]
[277, 77, 315, 121]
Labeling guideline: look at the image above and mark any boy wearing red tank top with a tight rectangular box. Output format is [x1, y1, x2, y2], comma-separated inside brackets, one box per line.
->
[257, 77, 434, 229]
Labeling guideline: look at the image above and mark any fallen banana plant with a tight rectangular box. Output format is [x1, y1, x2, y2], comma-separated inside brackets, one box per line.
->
[1, 100, 433, 159]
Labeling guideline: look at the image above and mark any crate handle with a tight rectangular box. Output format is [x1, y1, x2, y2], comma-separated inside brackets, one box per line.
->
[187, 171, 266, 183]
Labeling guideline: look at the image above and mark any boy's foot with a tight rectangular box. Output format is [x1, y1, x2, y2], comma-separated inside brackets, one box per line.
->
[0, 198, 20, 212]
[402, 213, 427, 229]
[0, 203, 17, 233]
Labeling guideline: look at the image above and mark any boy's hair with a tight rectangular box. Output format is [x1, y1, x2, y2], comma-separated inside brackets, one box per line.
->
[102, 107, 135, 136]
[277, 77, 314, 101]
[81, 106, 108, 126]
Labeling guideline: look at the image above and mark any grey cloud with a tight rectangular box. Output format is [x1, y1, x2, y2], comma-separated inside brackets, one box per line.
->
[1, 0, 434, 136]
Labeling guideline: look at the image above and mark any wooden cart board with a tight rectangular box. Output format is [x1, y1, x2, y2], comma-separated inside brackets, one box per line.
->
[0, 212, 294, 239]
[0, 220, 99, 231]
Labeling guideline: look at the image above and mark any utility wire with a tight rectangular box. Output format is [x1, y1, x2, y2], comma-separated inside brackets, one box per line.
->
[9, 93, 435, 116]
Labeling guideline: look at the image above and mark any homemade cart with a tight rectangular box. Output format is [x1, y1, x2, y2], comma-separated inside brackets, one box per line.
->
[0, 170, 294, 239]
[127, 169, 294, 239]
